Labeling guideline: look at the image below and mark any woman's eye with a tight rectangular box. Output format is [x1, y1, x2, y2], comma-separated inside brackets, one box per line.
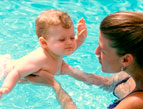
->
[101, 49, 106, 54]
[99, 45, 106, 54]
[101, 49, 104, 53]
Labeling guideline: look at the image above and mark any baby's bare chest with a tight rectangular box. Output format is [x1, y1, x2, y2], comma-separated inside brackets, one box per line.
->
[41, 61, 62, 75]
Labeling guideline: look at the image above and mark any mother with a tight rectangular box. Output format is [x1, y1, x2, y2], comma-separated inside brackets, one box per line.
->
[26, 11, 143, 109]
[95, 11, 143, 108]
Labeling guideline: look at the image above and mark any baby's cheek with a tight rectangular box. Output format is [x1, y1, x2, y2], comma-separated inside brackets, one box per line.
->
[74, 42, 77, 49]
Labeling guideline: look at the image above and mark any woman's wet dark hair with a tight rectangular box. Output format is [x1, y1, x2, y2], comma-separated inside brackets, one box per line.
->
[100, 11, 143, 68]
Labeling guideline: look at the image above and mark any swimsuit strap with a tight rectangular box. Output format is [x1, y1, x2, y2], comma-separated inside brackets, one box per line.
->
[129, 89, 143, 95]
[108, 89, 143, 109]
[117, 89, 143, 103]
[118, 89, 143, 103]
[113, 76, 130, 98]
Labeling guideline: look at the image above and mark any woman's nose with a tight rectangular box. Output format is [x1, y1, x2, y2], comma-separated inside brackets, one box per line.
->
[95, 45, 100, 55]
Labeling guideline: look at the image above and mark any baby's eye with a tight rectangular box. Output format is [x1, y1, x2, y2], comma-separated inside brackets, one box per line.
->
[70, 37, 75, 40]
[59, 38, 65, 41]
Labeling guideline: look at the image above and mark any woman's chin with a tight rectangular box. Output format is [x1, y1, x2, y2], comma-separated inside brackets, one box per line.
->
[101, 67, 114, 73]
[102, 68, 119, 73]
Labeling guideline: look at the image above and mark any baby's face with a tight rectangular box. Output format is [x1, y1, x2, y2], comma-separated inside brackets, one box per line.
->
[45, 24, 76, 56]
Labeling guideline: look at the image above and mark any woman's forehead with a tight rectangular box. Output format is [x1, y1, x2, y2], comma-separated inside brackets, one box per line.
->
[99, 31, 112, 49]
[99, 31, 108, 47]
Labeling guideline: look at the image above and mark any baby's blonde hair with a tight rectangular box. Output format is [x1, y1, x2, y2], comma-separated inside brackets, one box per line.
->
[35, 9, 73, 39]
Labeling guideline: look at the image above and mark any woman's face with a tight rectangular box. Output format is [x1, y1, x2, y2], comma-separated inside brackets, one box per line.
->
[95, 31, 122, 73]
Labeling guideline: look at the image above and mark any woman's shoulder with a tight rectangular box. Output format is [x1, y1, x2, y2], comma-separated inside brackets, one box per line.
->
[116, 91, 143, 109]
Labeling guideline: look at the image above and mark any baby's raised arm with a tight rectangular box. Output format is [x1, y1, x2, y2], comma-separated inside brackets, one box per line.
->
[75, 18, 87, 49]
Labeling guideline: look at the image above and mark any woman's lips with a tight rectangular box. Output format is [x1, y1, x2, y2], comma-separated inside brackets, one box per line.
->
[98, 57, 101, 64]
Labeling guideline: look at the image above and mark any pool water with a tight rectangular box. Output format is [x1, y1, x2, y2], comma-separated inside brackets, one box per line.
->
[0, 0, 143, 108]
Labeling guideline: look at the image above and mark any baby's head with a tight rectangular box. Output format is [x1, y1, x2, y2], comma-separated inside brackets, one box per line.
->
[35, 9, 73, 39]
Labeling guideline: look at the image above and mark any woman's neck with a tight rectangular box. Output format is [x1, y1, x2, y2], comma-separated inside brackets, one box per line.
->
[128, 68, 143, 90]
[135, 80, 143, 90]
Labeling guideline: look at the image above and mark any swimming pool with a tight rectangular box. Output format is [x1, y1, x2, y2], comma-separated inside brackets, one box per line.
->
[0, 0, 143, 108]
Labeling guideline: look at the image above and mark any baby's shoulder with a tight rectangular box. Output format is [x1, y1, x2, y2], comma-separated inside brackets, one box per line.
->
[18, 48, 46, 64]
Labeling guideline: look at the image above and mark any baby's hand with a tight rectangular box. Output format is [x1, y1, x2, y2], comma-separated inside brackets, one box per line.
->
[0, 87, 9, 99]
[76, 18, 87, 48]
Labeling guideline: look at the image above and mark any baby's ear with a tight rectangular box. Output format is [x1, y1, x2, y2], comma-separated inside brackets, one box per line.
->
[39, 37, 47, 48]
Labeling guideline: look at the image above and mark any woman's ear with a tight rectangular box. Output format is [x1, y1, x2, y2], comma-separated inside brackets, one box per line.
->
[39, 37, 47, 48]
[121, 54, 134, 68]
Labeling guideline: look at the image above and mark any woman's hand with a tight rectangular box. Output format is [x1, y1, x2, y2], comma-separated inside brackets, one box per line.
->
[25, 70, 58, 88]
[25, 70, 77, 109]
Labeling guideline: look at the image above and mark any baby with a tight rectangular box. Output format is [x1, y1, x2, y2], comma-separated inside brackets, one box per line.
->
[0, 9, 87, 98]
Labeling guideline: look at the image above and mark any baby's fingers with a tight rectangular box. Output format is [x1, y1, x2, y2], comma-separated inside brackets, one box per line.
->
[78, 18, 85, 24]
[77, 19, 86, 32]
[77, 24, 86, 33]
[0, 88, 9, 94]
[19, 79, 28, 84]
[78, 29, 87, 38]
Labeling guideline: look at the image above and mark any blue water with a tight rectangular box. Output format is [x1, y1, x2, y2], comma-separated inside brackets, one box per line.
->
[0, 0, 143, 108]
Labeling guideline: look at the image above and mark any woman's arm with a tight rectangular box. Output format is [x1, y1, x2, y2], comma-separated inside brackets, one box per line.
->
[53, 80, 76, 109]
[61, 61, 110, 85]
[26, 71, 76, 109]
[61, 61, 130, 92]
